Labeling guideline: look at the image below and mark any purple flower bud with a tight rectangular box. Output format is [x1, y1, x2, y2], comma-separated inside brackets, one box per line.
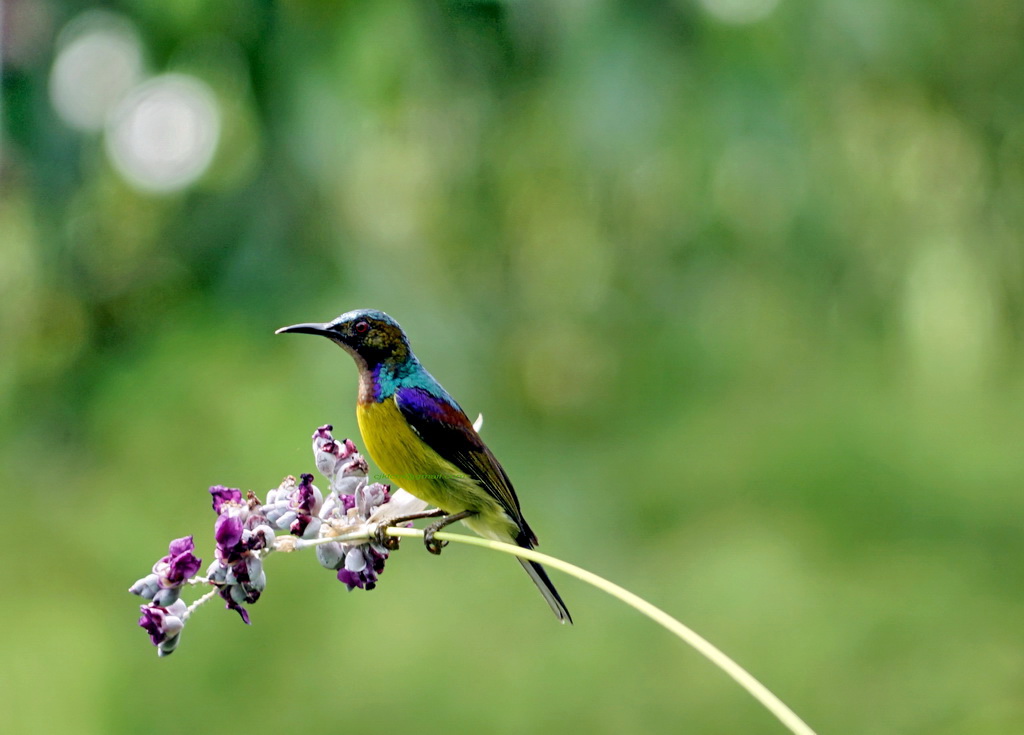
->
[139, 599, 188, 656]
[341, 456, 369, 476]
[167, 536, 193, 557]
[313, 425, 366, 490]
[318, 490, 355, 521]
[290, 515, 322, 539]
[153, 535, 202, 589]
[225, 556, 265, 602]
[206, 546, 266, 625]
[356, 482, 391, 518]
[313, 425, 357, 459]
[263, 474, 323, 534]
[210, 485, 243, 514]
[249, 524, 277, 551]
[220, 556, 265, 623]
[132, 536, 202, 608]
[336, 544, 389, 591]
[215, 514, 244, 561]
[224, 596, 251, 624]
[295, 473, 322, 514]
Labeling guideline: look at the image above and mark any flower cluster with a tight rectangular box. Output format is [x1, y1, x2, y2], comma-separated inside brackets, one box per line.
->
[264, 473, 323, 538]
[311, 424, 428, 590]
[128, 424, 427, 656]
[318, 475, 392, 590]
[129, 536, 202, 606]
[205, 485, 276, 624]
[139, 599, 188, 656]
[129, 536, 202, 655]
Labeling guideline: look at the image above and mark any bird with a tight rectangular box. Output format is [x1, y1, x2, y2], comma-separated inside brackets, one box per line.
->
[276, 308, 572, 624]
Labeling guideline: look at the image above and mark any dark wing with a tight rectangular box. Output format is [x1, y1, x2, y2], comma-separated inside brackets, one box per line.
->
[394, 385, 535, 545]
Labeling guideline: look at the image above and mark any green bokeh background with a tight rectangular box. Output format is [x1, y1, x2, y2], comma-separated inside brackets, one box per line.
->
[3, 0, 1023, 732]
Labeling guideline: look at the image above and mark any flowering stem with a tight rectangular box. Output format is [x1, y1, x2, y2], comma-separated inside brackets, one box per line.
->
[289, 529, 374, 549]
[184, 588, 219, 620]
[384, 526, 817, 735]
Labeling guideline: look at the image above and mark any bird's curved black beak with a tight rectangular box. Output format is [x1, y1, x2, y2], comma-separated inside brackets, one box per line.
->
[275, 322, 333, 337]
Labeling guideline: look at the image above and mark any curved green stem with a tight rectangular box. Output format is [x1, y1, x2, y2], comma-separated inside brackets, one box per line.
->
[385, 526, 817, 735]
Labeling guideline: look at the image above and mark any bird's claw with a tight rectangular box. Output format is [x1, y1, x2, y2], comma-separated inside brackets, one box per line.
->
[423, 528, 448, 555]
[374, 522, 401, 550]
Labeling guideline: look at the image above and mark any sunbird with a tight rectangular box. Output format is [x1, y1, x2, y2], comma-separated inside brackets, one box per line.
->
[276, 308, 572, 623]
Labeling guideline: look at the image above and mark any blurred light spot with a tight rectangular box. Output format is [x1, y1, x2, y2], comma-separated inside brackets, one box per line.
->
[175, 37, 263, 191]
[48, 10, 144, 131]
[904, 241, 996, 388]
[105, 74, 220, 193]
[700, 0, 780, 25]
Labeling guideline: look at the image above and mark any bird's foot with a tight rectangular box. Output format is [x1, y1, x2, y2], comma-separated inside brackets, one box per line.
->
[374, 521, 401, 550]
[421, 510, 476, 556]
[374, 508, 447, 550]
[423, 524, 448, 555]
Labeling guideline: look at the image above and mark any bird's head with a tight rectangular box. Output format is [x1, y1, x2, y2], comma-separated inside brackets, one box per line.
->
[276, 308, 412, 368]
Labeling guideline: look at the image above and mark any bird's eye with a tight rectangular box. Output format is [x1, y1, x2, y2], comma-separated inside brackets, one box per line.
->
[354, 320, 370, 334]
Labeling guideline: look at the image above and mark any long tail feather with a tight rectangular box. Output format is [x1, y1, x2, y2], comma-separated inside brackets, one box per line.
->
[518, 557, 573, 624]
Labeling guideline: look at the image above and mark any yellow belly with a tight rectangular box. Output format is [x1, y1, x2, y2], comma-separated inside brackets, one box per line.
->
[357, 398, 516, 539]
